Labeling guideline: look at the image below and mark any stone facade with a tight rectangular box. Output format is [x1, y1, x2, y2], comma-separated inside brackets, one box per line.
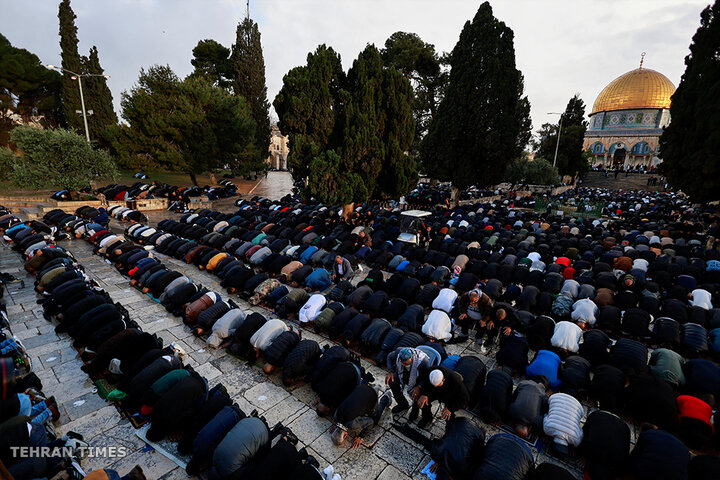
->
[267, 124, 289, 170]
[583, 107, 670, 168]
[584, 66, 674, 169]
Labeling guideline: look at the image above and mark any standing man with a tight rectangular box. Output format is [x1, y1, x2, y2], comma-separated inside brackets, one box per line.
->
[332, 255, 354, 283]
[385, 348, 431, 414]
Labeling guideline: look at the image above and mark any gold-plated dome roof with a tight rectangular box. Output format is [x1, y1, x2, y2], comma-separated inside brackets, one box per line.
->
[591, 68, 675, 114]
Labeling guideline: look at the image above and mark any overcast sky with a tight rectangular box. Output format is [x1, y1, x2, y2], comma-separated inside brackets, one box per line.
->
[1, 0, 710, 134]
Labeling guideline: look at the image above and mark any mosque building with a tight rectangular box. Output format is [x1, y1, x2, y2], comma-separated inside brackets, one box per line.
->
[583, 55, 675, 169]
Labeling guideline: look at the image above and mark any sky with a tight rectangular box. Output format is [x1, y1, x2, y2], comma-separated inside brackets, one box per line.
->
[1, 0, 711, 135]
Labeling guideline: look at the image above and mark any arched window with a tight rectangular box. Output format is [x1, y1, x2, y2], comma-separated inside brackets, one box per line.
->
[590, 142, 605, 154]
[631, 141, 651, 155]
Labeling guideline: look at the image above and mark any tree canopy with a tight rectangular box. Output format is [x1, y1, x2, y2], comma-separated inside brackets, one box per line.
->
[506, 157, 559, 185]
[107, 65, 257, 183]
[419, 2, 531, 191]
[381, 32, 447, 159]
[4, 125, 116, 190]
[535, 94, 589, 176]
[190, 39, 233, 90]
[0, 34, 63, 144]
[274, 44, 415, 207]
[659, 0, 720, 202]
[231, 16, 270, 162]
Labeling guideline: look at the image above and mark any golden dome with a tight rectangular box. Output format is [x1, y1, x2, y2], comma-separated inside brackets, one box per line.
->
[591, 68, 675, 114]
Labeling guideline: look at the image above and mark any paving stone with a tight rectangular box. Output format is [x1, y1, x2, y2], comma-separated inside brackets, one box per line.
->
[158, 468, 191, 480]
[105, 446, 180, 479]
[193, 362, 222, 382]
[262, 394, 307, 427]
[61, 390, 112, 422]
[372, 431, 426, 476]
[333, 445, 388, 480]
[14, 327, 39, 340]
[287, 408, 332, 445]
[377, 464, 412, 480]
[59, 405, 122, 440]
[48, 373, 95, 404]
[244, 381, 290, 409]
[21, 331, 60, 349]
[290, 383, 317, 406]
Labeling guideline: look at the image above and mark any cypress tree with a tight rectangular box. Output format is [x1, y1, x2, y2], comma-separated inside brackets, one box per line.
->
[273, 44, 345, 180]
[231, 15, 270, 162]
[58, 0, 83, 132]
[536, 94, 588, 176]
[81, 46, 117, 145]
[274, 44, 415, 213]
[659, 0, 720, 202]
[420, 2, 531, 200]
[341, 45, 415, 200]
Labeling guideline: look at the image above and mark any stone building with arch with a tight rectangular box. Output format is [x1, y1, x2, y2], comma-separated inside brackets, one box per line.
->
[267, 124, 289, 170]
[583, 64, 675, 169]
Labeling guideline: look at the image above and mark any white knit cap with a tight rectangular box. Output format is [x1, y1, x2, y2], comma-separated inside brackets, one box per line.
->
[429, 370, 444, 387]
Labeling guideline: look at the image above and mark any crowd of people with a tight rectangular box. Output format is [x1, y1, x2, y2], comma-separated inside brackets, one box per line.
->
[50, 178, 239, 206]
[3, 182, 720, 480]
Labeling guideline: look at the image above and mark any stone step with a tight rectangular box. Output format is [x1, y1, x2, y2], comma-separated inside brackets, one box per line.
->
[17, 206, 43, 220]
[581, 171, 664, 191]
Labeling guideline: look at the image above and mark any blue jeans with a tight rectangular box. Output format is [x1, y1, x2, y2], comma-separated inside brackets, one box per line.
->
[0, 338, 19, 355]
[18, 394, 50, 424]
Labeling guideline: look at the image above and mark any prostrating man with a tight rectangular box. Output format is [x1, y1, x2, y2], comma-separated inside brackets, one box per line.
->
[330, 385, 392, 448]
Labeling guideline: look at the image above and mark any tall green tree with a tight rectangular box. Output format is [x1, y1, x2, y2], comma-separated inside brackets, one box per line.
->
[0, 34, 63, 144]
[231, 15, 270, 162]
[58, 0, 83, 132]
[274, 44, 415, 213]
[274, 44, 345, 181]
[108, 65, 257, 184]
[535, 94, 588, 176]
[340, 45, 415, 200]
[659, 0, 720, 202]
[420, 2, 531, 199]
[381, 32, 447, 158]
[7, 125, 116, 190]
[81, 46, 117, 145]
[189, 39, 233, 89]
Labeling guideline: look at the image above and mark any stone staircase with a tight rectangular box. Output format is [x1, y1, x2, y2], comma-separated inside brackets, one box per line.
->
[580, 171, 665, 192]
[0, 196, 59, 220]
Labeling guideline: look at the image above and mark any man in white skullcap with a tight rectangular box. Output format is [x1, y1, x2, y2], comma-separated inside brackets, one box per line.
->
[410, 366, 470, 428]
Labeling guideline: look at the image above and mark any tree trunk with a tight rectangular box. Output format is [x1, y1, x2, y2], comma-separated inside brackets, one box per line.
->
[189, 173, 198, 186]
[341, 203, 354, 220]
[450, 185, 460, 208]
[209, 172, 217, 185]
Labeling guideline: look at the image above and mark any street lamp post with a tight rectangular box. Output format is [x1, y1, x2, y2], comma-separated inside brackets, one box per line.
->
[548, 112, 563, 168]
[46, 64, 110, 143]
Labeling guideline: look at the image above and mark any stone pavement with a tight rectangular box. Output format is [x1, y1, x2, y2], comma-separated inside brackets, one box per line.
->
[251, 171, 295, 201]
[1, 232, 588, 480]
